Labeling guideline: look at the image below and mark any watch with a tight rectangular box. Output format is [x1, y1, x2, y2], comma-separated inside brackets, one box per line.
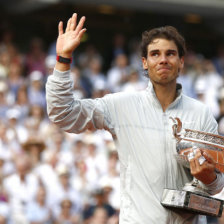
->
[56, 55, 72, 64]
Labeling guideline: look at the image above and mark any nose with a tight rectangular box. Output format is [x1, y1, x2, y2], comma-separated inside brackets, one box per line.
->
[159, 54, 168, 64]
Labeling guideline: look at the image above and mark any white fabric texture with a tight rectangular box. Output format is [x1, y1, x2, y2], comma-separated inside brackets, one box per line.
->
[46, 69, 224, 224]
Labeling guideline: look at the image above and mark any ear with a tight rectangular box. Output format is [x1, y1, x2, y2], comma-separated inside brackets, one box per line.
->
[179, 56, 184, 71]
[142, 57, 148, 70]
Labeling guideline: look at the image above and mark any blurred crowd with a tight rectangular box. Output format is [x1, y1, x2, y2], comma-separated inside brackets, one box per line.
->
[0, 28, 224, 224]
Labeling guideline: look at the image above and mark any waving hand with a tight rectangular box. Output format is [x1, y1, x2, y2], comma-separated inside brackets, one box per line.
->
[56, 13, 86, 58]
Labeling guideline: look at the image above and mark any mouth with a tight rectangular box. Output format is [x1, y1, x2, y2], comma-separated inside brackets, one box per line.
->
[158, 67, 171, 72]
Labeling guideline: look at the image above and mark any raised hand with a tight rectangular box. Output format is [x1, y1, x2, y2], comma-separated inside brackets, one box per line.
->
[56, 13, 86, 58]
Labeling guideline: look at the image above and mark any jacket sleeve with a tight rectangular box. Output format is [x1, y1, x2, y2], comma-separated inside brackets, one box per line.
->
[46, 69, 113, 134]
[201, 172, 224, 195]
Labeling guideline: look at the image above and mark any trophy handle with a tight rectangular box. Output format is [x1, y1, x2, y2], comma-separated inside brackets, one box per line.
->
[170, 117, 183, 142]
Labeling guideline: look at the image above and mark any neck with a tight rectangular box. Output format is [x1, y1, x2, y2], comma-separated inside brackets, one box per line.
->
[61, 211, 70, 218]
[152, 81, 177, 112]
[63, 184, 69, 190]
[38, 200, 45, 207]
[20, 174, 26, 182]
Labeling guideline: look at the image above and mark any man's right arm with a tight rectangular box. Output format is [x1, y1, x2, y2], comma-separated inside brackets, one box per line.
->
[46, 13, 110, 133]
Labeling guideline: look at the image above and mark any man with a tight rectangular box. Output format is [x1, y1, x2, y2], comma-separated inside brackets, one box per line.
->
[46, 13, 224, 223]
[3, 154, 39, 224]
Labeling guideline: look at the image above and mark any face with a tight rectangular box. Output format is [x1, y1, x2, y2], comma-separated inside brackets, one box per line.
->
[142, 38, 184, 86]
[36, 187, 46, 202]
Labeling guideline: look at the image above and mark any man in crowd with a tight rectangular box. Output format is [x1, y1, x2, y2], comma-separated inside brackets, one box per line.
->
[46, 13, 224, 223]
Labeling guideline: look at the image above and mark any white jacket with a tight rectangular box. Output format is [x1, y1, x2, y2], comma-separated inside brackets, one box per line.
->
[46, 69, 224, 224]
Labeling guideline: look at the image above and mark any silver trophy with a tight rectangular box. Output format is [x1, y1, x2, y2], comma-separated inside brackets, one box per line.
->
[161, 117, 224, 217]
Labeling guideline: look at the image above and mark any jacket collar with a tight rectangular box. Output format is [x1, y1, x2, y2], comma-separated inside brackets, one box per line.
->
[146, 80, 183, 110]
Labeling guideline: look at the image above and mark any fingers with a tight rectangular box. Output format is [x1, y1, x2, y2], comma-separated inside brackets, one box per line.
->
[188, 151, 196, 171]
[65, 18, 71, 33]
[75, 16, 86, 33]
[202, 150, 215, 164]
[188, 148, 204, 175]
[58, 21, 63, 36]
[190, 148, 209, 169]
[77, 28, 87, 40]
[194, 148, 203, 167]
[70, 13, 77, 31]
[64, 14, 86, 34]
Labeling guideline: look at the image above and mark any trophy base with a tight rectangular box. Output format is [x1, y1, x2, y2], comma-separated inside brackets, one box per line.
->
[161, 188, 223, 217]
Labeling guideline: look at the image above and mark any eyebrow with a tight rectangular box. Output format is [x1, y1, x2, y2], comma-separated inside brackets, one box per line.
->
[167, 49, 177, 54]
[149, 49, 177, 54]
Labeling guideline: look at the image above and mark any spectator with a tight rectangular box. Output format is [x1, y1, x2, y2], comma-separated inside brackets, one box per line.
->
[0, 153, 14, 178]
[3, 154, 40, 224]
[45, 55, 56, 81]
[7, 62, 25, 101]
[70, 66, 88, 99]
[89, 207, 108, 224]
[0, 81, 11, 118]
[121, 67, 147, 92]
[89, 206, 119, 224]
[77, 44, 103, 70]
[6, 108, 28, 144]
[28, 70, 46, 107]
[213, 44, 224, 77]
[99, 150, 120, 211]
[54, 199, 80, 224]
[46, 127, 74, 167]
[128, 38, 142, 72]
[0, 47, 10, 79]
[24, 104, 49, 139]
[177, 66, 196, 99]
[14, 85, 30, 122]
[26, 186, 53, 224]
[107, 53, 130, 92]
[72, 159, 96, 207]
[0, 182, 9, 224]
[0, 120, 21, 163]
[34, 150, 59, 195]
[194, 59, 223, 118]
[71, 139, 87, 164]
[48, 164, 82, 218]
[22, 137, 46, 170]
[25, 37, 46, 76]
[83, 188, 116, 223]
[84, 136, 107, 181]
[104, 33, 128, 70]
[82, 57, 107, 96]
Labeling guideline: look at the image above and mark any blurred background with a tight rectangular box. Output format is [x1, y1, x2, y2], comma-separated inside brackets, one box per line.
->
[1, 0, 224, 223]
[2, 0, 224, 57]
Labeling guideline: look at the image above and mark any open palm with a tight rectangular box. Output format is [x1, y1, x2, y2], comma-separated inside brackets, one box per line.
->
[56, 13, 86, 58]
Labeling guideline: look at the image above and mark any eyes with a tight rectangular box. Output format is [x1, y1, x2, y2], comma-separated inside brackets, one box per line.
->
[167, 51, 176, 56]
[150, 50, 177, 57]
[151, 52, 159, 57]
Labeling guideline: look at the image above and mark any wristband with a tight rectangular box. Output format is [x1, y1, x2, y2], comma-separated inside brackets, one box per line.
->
[56, 55, 72, 64]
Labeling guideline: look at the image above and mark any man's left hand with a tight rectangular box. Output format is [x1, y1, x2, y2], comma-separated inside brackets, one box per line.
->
[188, 148, 217, 185]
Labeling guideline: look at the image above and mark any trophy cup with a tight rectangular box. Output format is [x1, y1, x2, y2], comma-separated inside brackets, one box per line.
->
[161, 117, 224, 217]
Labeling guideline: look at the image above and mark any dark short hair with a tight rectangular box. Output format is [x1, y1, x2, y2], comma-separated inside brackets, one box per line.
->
[141, 26, 186, 58]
